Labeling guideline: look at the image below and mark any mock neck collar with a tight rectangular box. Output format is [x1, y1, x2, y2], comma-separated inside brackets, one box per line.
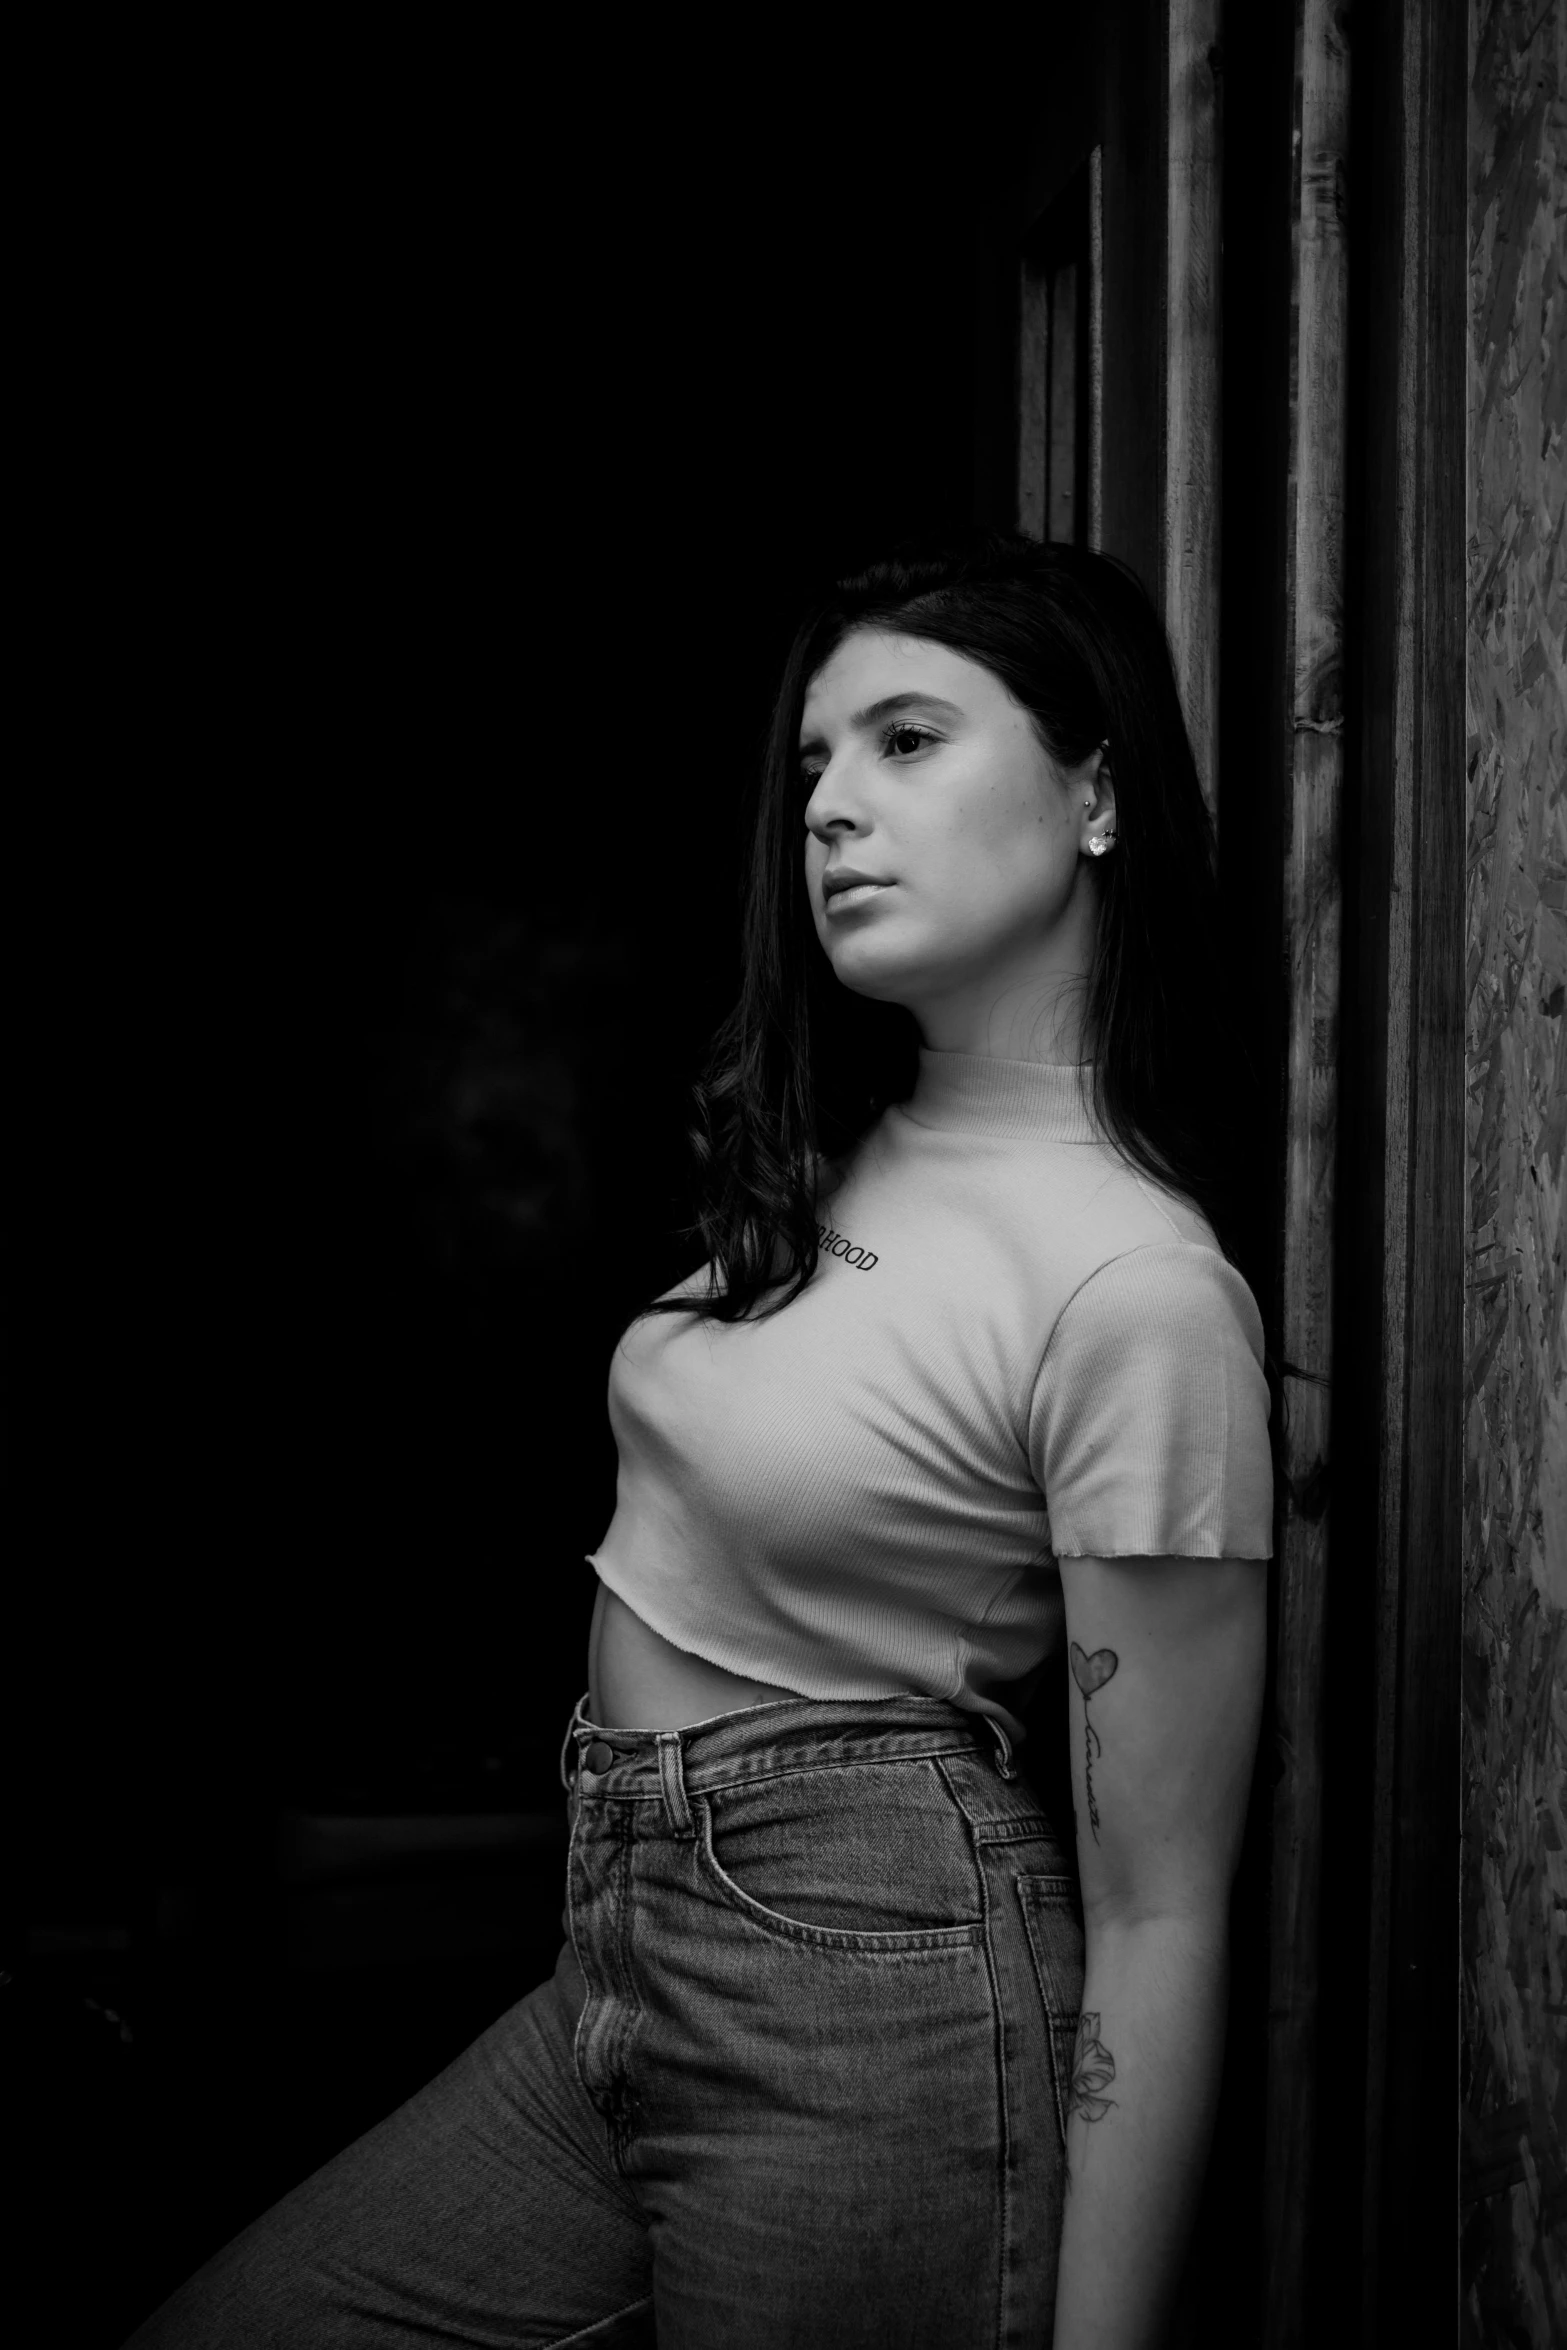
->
[900, 1050, 1101, 1141]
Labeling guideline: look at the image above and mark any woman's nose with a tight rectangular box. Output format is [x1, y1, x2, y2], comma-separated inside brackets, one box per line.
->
[804, 760, 867, 840]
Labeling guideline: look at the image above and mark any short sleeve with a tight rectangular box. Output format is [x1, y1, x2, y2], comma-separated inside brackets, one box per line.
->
[1028, 1243, 1274, 1560]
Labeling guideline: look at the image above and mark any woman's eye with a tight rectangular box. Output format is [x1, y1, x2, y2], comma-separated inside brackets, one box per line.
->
[884, 724, 936, 758]
[800, 726, 936, 791]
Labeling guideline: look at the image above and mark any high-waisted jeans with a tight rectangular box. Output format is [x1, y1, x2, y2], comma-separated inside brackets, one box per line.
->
[126, 1695, 1085, 2348]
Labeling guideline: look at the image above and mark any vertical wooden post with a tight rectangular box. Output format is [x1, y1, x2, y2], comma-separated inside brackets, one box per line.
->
[1263, 4, 1352, 2342]
[1165, 0, 1223, 814]
[1353, 1, 1466, 2337]
[1460, 5, 1567, 2332]
[1018, 261, 1051, 542]
[1088, 144, 1104, 552]
[1048, 265, 1080, 544]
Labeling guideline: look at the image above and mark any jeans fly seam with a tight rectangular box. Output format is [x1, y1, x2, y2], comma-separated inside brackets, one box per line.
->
[566, 1807, 597, 2105]
[606, 1815, 644, 2160]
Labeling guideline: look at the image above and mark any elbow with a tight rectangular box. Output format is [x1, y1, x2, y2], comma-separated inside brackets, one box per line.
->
[1081, 1879, 1235, 1950]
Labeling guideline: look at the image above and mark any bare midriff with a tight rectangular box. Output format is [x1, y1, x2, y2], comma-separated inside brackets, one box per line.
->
[588, 1582, 806, 1731]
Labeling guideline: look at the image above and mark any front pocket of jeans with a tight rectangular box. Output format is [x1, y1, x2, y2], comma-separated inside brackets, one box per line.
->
[692, 1765, 986, 1954]
[1015, 1873, 1085, 2144]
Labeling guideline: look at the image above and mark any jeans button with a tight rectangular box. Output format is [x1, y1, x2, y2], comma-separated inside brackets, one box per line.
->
[583, 1740, 614, 1774]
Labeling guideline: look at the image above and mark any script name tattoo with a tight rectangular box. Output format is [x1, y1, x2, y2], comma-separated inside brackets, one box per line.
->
[1068, 1640, 1119, 1844]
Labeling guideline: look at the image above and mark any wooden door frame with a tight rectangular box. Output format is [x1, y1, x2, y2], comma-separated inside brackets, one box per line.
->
[1262, 3, 1466, 2341]
[998, 4, 1466, 2336]
[1341, 2, 1467, 2339]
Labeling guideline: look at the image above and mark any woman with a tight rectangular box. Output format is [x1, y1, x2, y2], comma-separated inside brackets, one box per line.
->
[131, 534, 1272, 2348]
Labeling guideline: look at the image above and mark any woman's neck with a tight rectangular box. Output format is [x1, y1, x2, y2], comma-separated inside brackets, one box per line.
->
[907, 887, 1097, 1064]
[913, 971, 1089, 1064]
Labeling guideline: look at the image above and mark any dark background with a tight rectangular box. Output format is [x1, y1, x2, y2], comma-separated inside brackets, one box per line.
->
[14, 45, 1114, 2343]
[13, 17, 1310, 2339]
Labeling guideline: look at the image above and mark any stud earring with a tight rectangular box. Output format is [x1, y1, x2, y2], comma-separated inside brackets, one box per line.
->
[1089, 838, 1108, 857]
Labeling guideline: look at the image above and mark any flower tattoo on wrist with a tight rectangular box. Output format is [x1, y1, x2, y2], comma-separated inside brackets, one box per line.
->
[1067, 2011, 1119, 2125]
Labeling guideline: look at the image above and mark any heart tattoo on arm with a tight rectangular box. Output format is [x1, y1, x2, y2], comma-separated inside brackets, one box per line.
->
[1069, 1641, 1119, 1843]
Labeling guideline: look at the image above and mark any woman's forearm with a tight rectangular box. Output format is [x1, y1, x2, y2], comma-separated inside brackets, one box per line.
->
[1052, 1911, 1230, 2350]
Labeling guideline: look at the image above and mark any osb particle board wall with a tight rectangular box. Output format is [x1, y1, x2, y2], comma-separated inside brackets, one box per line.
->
[1464, 5, 1567, 2341]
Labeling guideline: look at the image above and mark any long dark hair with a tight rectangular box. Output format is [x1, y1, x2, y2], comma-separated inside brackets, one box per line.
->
[667, 531, 1245, 1321]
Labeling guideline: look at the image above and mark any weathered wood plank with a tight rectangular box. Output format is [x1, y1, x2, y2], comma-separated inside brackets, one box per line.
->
[1263, 5, 1352, 2342]
[1018, 258, 1051, 541]
[1089, 144, 1105, 550]
[1354, 1, 1467, 2341]
[1166, 0, 1224, 814]
[1099, 0, 1169, 605]
[1048, 261, 1080, 544]
[1459, 6, 1564, 2342]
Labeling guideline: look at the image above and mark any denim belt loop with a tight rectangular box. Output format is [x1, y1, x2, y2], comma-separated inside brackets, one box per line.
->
[560, 1697, 588, 1793]
[656, 1731, 694, 1835]
[987, 1715, 1018, 1781]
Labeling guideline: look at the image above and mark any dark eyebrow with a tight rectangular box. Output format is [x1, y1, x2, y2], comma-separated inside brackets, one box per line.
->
[798, 691, 965, 756]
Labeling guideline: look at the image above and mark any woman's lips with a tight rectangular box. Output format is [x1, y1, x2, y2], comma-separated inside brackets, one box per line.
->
[823, 881, 893, 916]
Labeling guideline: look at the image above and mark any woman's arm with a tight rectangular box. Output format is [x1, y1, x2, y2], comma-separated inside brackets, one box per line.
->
[1051, 1554, 1267, 2350]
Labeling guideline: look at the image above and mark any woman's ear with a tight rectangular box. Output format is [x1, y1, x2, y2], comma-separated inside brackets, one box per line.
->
[1079, 743, 1118, 861]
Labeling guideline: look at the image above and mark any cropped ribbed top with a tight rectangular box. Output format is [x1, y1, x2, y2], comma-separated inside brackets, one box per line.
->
[588, 1050, 1274, 1738]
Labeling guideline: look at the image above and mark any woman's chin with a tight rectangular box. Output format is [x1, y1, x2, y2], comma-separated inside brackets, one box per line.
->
[825, 943, 928, 1009]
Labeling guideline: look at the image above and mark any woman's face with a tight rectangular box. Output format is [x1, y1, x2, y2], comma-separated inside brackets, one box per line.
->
[800, 629, 1113, 1059]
